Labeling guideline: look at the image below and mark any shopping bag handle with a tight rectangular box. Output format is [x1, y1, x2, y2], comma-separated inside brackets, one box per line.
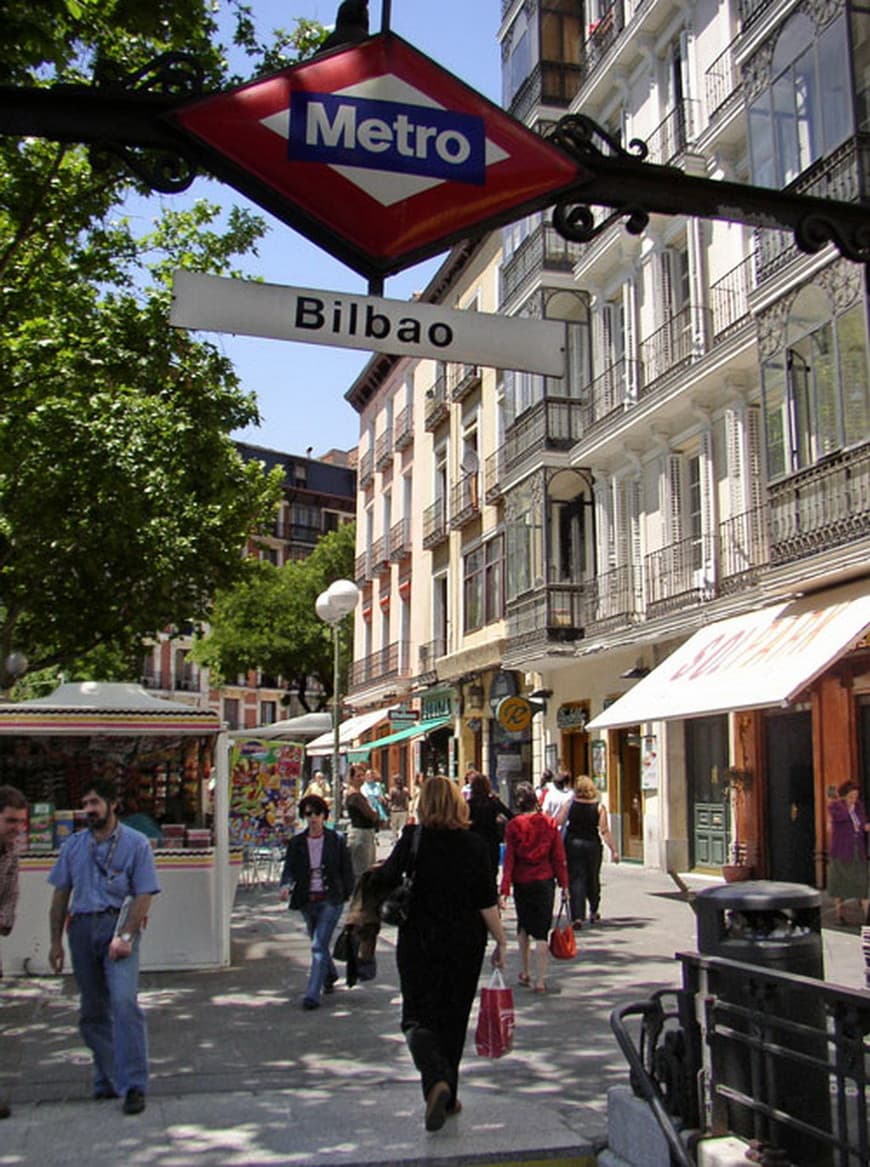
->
[488, 967, 506, 991]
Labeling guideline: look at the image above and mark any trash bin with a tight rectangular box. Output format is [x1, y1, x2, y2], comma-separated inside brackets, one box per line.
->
[694, 881, 829, 1164]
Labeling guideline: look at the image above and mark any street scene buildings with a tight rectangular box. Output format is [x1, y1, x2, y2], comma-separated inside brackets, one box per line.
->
[344, 0, 870, 889]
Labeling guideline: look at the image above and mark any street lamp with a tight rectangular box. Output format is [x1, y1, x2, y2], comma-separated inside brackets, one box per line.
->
[315, 579, 360, 823]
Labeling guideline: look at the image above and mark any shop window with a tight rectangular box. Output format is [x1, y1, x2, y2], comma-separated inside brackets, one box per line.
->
[747, 12, 852, 189]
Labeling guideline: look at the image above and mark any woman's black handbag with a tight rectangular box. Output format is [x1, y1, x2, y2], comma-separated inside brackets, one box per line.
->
[379, 826, 421, 926]
[332, 925, 353, 962]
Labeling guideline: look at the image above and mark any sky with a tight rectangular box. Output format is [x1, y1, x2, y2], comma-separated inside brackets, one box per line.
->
[137, 1, 505, 459]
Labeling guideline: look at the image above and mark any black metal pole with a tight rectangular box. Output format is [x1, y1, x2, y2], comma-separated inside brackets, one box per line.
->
[381, 0, 392, 34]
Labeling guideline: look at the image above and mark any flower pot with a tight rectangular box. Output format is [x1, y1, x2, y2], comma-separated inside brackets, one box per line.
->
[722, 863, 754, 883]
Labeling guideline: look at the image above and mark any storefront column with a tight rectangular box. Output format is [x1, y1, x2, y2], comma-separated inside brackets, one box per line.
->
[813, 674, 856, 888]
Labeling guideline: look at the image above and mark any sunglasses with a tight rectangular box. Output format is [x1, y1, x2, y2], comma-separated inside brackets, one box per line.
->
[303, 809, 324, 817]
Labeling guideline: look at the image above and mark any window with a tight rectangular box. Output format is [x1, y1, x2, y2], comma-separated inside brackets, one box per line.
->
[260, 701, 277, 726]
[463, 547, 484, 633]
[223, 698, 240, 730]
[485, 535, 506, 622]
[506, 480, 543, 599]
[464, 536, 506, 633]
[761, 285, 870, 479]
[747, 13, 852, 189]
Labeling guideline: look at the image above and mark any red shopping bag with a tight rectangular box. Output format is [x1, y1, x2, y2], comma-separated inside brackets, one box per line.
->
[475, 969, 515, 1058]
[548, 896, 577, 960]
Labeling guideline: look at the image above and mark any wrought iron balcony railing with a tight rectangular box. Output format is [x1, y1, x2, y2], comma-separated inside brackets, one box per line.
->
[583, 1, 626, 74]
[370, 534, 390, 574]
[582, 564, 642, 633]
[768, 442, 870, 565]
[506, 580, 587, 650]
[718, 503, 770, 595]
[393, 403, 413, 451]
[417, 637, 446, 682]
[448, 362, 480, 403]
[449, 474, 481, 529]
[484, 447, 505, 504]
[389, 517, 411, 561]
[639, 304, 710, 394]
[423, 373, 449, 431]
[500, 222, 585, 306]
[504, 396, 586, 472]
[349, 641, 410, 690]
[375, 428, 393, 470]
[737, 0, 773, 34]
[582, 358, 640, 431]
[705, 37, 739, 123]
[710, 252, 756, 342]
[422, 497, 448, 549]
[354, 551, 371, 586]
[645, 100, 697, 166]
[507, 60, 584, 125]
[644, 532, 717, 617]
[358, 449, 374, 489]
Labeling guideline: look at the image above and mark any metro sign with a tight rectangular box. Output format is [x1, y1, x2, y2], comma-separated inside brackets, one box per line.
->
[169, 34, 583, 278]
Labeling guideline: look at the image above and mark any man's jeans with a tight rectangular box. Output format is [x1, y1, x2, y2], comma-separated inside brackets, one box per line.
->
[67, 912, 148, 1095]
[300, 899, 342, 1004]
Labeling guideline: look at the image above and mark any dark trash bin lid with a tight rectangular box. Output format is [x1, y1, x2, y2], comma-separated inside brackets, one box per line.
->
[695, 881, 820, 911]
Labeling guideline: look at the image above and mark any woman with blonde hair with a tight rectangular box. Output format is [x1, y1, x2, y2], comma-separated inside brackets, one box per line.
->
[558, 774, 619, 928]
[375, 775, 507, 1132]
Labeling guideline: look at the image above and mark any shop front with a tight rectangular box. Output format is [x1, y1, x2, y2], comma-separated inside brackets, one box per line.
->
[0, 683, 233, 974]
[587, 580, 870, 882]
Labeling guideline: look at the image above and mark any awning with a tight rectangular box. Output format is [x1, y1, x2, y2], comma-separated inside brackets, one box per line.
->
[353, 715, 453, 757]
[586, 579, 870, 732]
[0, 682, 223, 736]
[306, 706, 395, 756]
[231, 711, 333, 741]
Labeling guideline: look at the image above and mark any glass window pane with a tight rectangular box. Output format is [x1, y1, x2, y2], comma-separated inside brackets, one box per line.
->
[820, 18, 853, 151]
[811, 323, 839, 456]
[773, 75, 799, 185]
[749, 98, 776, 187]
[838, 304, 870, 446]
[792, 48, 817, 173]
[763, 358, 787, 480]
[852, 6, 870, 132]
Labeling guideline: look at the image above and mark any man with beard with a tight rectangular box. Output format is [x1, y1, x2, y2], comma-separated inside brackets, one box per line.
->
[48, 779, 160, 1115]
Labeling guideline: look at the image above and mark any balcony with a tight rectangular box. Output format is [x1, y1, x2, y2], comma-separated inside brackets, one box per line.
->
[582, 359, 640, 431]
[389, 517, 411, 562]
[375, 429, 393, 471]
[370, 534, 390, 574]
[422, 498, 448, 549]
[505, 580, 587, 659]
[582, 565, 641, 634]
[768, 443, 870, 566]
[710, 252, 756, 343]
[705, 38, 739, 125]
[500, 222, 585, 308]
[644, 533, 717, 618]
[504, 397, 586, 474]
[349, 641, 410, 690]
[394, 404, 413, 451]
[638, 305, 710, 395]
[416, 637, 446, 685]
[449, 474, 481, 529]
[448, 362, 480, 403]
[354, 551, 371, 586]
[507, 60, 584, 125]
[738, 0, 773, 34]
[358, 449, 374, 489]
[424, 373, 449, 431]
[583, 1, 626, 76]
[645, 101, 697, 166]
[719, 504, 770, 595]
[484, 447, 505, 503]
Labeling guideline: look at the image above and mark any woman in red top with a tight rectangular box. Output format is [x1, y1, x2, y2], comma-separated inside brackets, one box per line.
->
[500, 782, 568, 993]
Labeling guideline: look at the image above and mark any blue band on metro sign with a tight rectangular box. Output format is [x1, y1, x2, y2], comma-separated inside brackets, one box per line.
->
[289, 93, 486, 185]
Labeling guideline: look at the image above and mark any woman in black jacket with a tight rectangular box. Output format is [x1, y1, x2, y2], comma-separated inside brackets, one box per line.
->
[279, 794, 355, 1010]
[467, 772, 513, 898]
[376, 776, 507, 1132]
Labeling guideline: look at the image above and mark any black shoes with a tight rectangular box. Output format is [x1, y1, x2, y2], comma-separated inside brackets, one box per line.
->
[123, 1088, 146, 1115]
[424, 1081, 451, 1132]
[302, 997, 320, 1010]
[0, 1099, 10, 1119]
[324, 973, 338, 994]
[94, 1087, 120, 1100]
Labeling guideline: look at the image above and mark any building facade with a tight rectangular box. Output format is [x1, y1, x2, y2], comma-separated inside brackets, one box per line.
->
[141, 443, 357, 731]
[348, 0, 870, 883]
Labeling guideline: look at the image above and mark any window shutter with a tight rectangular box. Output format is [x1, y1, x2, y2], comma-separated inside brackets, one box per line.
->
[725, 407, 745, 515]
[664, 453, 684, 546]
[746, 405, 764, 511]
[699, 429, 716, 580]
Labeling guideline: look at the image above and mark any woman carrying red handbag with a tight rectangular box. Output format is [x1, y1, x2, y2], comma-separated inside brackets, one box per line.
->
[499, 783, 568, 994]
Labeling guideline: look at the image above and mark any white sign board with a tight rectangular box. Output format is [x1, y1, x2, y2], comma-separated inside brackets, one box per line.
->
[170, 270, 566, 377]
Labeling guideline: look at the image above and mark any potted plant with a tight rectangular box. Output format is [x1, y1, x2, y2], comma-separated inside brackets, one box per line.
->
[721, 769, 754, 882]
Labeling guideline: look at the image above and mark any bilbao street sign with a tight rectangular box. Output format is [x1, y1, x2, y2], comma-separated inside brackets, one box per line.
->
[168, 33, 584, 278]
[171, 270, 567, 377]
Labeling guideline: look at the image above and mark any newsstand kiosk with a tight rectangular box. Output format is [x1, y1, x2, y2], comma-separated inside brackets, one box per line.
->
[0, 682, 238, 973]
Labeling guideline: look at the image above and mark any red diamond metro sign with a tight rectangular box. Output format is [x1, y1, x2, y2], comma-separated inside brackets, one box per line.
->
[169, 34, 584, 279]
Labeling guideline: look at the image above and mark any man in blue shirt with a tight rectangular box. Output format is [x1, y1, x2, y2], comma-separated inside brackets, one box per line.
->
[48, 779, 160, 1115]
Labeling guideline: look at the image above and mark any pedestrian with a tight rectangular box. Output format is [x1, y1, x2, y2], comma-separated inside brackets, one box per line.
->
[345, 766, 379, 880]
[500, 781, 568, 994]
[0, 785, 27, 1119]
[387, 776, 409, 840]
[374, 775, 507, 1132]
[302, 770, 332, 808]
[536, 767, 554, 806]
[541, 769, 574, 821]
[48, 779, 160, 1115]
[827, 780, 870, 924]
[362, 768, 389, 827]
[467, 772, 513, 899]
[279, 793, 354, 1010]
[558, 775, 619, 928]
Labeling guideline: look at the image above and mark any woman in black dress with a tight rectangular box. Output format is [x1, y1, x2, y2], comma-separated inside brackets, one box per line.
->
[559, 774, 619, 928]
[467, 772, 513, 897]
[376, 775, 507, 1132]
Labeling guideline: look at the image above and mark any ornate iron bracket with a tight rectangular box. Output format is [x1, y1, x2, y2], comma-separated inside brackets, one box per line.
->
[547, 113, 870, 270]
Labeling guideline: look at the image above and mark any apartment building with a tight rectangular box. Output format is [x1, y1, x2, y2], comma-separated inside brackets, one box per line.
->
[141, 443, 357, 731]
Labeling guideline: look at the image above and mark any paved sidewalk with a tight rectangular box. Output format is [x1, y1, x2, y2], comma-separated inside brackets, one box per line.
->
[0, 864, 864, 1167]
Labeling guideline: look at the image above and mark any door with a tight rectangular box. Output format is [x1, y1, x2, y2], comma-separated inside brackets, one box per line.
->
[765, 710, 815, 884]
[615, 727, 643, 860]
[687, 715, 730, 868]
[561, 729, 588, 777]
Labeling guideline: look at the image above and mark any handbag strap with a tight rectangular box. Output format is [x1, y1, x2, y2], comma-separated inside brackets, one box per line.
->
[405, 824, 422, 877]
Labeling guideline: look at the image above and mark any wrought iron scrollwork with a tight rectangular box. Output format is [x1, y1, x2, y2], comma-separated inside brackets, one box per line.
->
[89, 52, 203, 193]
[794, 212, 870, 264]
[553, 198, 649, 246]
[547, 113, 648, 163]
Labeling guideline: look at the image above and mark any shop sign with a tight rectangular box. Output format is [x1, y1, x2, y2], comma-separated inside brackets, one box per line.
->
[641, 734, 658, 790]
[422, 690, 453, 721]
[489, 670, 518, 716]
[496, 696, 534, 734]
[556, 704, 588, 730]
[388, 705, 419, 728]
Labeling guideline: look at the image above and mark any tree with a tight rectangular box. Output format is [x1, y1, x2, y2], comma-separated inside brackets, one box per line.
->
[0, 3, 328, 688]
[191, 522, 357, 710]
